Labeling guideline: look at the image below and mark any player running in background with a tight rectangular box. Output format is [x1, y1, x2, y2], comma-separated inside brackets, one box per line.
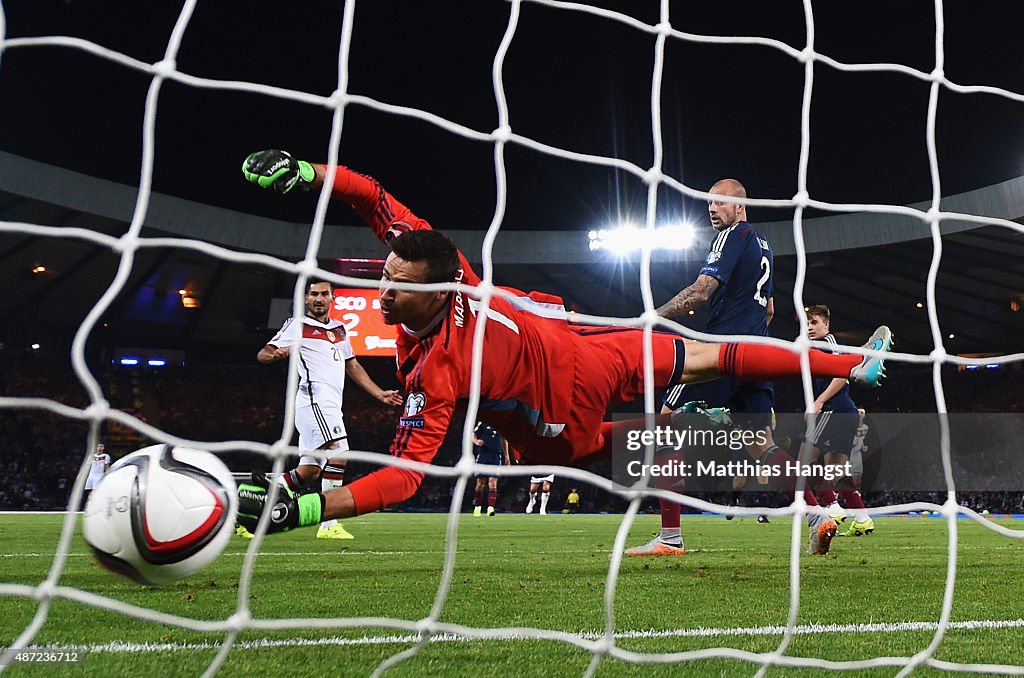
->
[236, 150, 891, 557]
[472, 422, 509, 516]
[525, 473, 554, 515]
[246, 279, 403, 540]
[848, 408, 868, 492]
[805, 306, 874, 536]
[82, 442, 110, 509]
[626, 179, 818, 556]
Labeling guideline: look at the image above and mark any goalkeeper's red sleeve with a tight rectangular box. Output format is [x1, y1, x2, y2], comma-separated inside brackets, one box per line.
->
[328, 165, 432, 242]
[346, 467, 425, 516]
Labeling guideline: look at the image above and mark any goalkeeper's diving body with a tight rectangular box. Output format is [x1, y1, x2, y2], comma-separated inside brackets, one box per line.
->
[237, 150, 892, 554]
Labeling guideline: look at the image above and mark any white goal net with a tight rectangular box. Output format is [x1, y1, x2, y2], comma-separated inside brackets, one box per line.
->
[2, 0, 1024, 675]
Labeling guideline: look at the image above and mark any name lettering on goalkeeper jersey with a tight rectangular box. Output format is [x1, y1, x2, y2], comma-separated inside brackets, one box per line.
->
[467, 298, 520, 334]
[450, 269, 521, 334]
[453, 268, 466, 328]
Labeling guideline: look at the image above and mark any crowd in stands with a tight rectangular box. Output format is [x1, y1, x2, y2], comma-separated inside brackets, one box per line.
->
[1, 355, 1022, 515]
[0, 356, 92, 510]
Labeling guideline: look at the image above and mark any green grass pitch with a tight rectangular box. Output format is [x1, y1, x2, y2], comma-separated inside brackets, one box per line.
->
[1, 512, 1023, 676]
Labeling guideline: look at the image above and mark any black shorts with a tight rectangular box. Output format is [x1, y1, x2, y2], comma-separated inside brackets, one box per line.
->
[810, 410, 859, 454]
[474, 451, 502, 477]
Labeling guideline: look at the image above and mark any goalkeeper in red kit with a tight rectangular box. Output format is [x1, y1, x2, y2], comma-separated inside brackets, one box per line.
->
[236, 150, 891, 556]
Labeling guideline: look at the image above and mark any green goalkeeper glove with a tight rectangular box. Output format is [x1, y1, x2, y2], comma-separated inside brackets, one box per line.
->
[678, 400, 709, 414]
[674, 400, 734, 430]
[242, 149, 316, 194]
[237, 471, 324, 533]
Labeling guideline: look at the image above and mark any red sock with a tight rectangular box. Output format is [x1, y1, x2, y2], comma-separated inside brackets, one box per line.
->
[761, 449, 818, 505]
[719, 343, 860, 381]
[284, 469, 304, 492]
[487, 490, 497, 508]
[659, 498, 682, 530]
[839, 489, 864, 509]
[808, 468, 837, 505]
[474, 488, 484, 506]
[837, 478, 866, 509]
[653, 449, 687, 529]
[322, 464, 346, 483]
[815, 482, 838, 506]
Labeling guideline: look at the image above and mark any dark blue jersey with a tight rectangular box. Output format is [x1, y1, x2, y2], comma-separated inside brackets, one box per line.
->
[699, 222, 773, 337]
[812, 334, 858, 413]
[666, 220, 776, 413]
[473, 423, 504, 456]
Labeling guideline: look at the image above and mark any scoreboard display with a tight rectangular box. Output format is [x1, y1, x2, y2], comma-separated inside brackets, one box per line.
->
[327, 287, 397, 357]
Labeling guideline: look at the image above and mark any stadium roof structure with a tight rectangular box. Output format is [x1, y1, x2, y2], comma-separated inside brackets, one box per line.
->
[1, 151, 1022, 361]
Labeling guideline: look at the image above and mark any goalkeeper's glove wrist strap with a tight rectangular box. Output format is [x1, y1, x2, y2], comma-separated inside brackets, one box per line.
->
[297, 160, 316, 185]
[297, 493, 325, 527]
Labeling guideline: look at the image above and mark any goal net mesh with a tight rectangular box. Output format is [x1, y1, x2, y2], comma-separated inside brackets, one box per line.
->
[2, 0, 1024, 675]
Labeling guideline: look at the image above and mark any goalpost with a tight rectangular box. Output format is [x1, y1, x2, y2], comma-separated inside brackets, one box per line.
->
[2, 0, 1024, 675]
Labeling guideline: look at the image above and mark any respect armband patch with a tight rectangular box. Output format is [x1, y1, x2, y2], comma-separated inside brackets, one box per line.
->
[399, 416, 426, 429]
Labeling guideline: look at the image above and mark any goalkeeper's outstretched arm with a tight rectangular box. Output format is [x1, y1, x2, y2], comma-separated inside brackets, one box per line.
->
[242, 149, 432, 243]
[237, 472, 358, 533]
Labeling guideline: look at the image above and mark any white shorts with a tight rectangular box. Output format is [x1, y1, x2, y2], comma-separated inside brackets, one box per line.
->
[530, 474, 555, 484]
[85, 473, 104, 490]
[849, 446, 864, 476]
[295, 402, 347, 455]
[298, 437, 350, 467]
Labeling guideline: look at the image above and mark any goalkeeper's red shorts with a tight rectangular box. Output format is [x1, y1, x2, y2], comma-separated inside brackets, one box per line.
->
[500, 327, 686, 468]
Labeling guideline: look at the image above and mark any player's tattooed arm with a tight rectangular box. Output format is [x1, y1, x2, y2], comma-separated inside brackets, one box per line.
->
[656, 274, 719, 320]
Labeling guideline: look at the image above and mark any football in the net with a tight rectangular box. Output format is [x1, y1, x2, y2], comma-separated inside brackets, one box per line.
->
[83, 444, 237, 585]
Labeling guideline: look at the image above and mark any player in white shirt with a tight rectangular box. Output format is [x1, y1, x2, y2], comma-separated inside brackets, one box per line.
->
[249, 280, 403, 540]
[525, 474, 554, 515]
[83, 442, 110, 508]
[849, 409, 868, 483]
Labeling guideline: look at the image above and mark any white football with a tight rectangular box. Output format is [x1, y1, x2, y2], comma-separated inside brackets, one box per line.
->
[83, 444, 237, 585]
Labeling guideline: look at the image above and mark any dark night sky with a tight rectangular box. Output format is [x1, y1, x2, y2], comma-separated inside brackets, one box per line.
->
[2, 0, 1023, 235]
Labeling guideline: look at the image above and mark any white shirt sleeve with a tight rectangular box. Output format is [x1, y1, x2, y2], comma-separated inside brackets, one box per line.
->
[268, 317, 298, 349]
[339, 336, 356, 361]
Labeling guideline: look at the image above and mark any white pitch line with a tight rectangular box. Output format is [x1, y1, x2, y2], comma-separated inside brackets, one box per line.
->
[16, 618, 1024, 655]
[0, 550, 751, 559]
[7, 544, 1024, 559]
